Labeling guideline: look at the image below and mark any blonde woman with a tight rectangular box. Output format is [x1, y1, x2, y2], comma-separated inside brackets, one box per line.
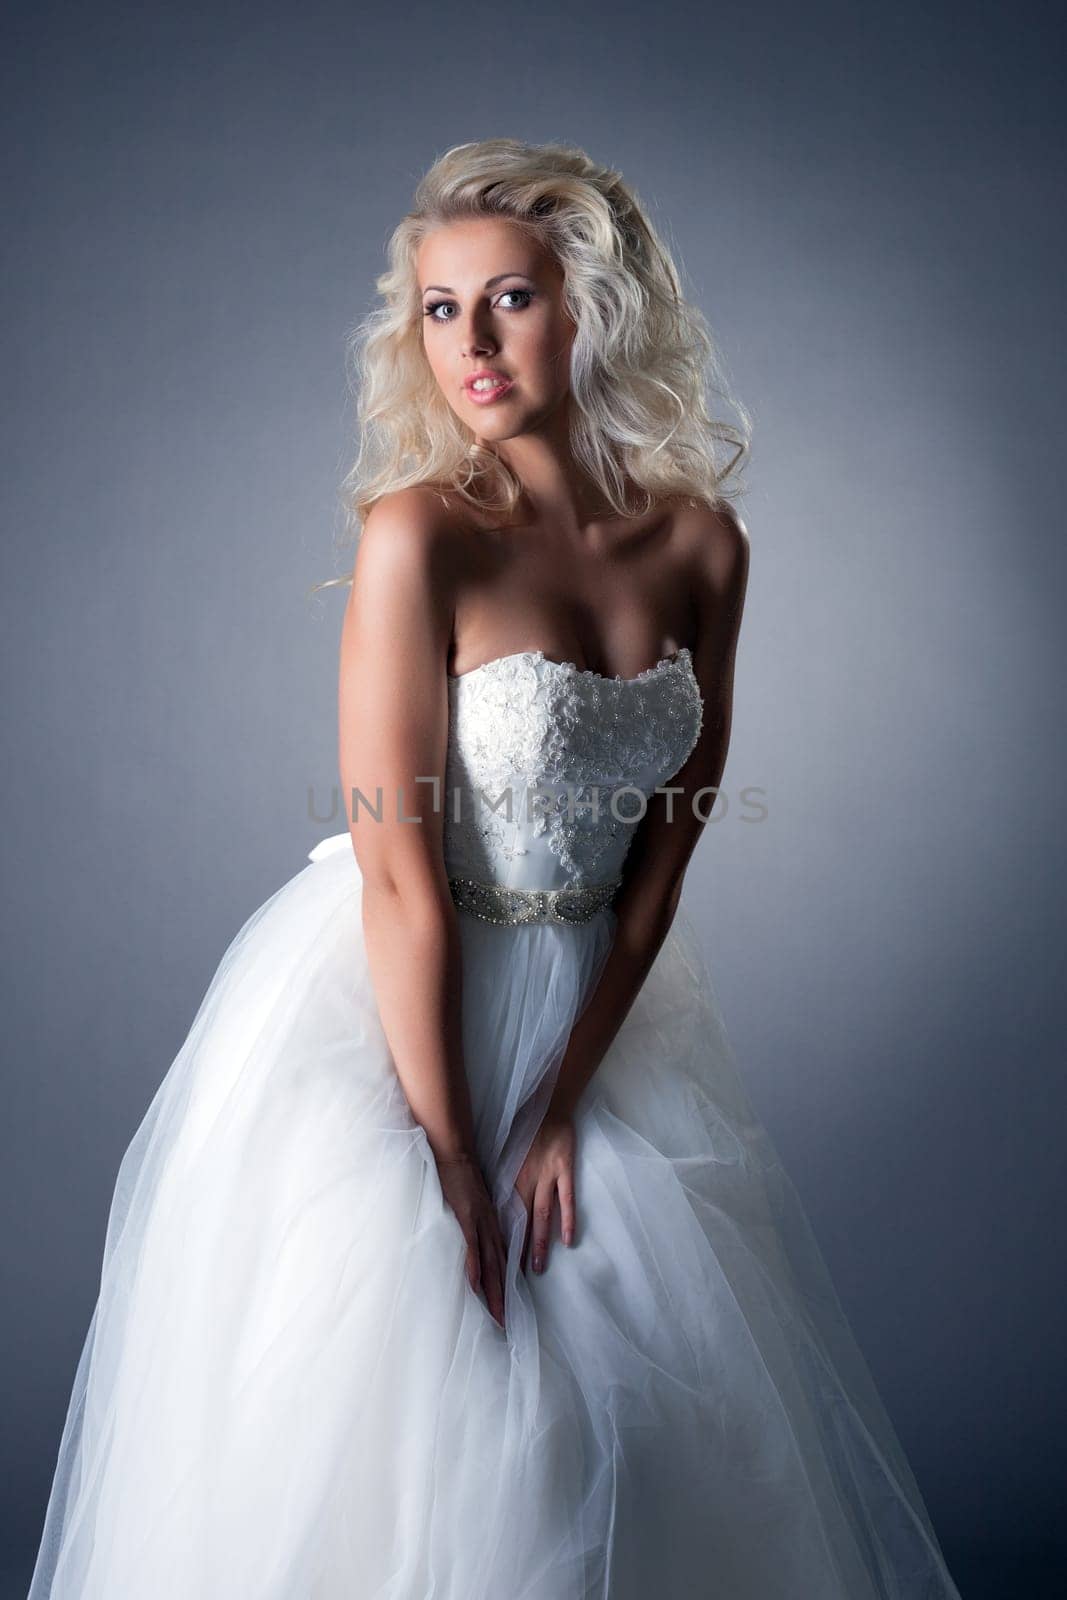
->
[29, 139, 963, 1598]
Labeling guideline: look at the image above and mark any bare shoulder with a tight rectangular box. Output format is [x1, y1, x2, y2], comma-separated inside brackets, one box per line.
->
[668, 498, 750, 597]
[355, 486, 465, 567]
[666, 501, 750, 682]
[349, 490, 477, 624]
[341, 488, 466, 666]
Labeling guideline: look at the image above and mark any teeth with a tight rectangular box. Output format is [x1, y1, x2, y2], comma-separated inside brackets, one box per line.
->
[472, 377, 506, 391]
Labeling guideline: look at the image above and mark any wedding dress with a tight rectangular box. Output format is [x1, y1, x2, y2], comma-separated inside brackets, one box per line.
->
[28, 646, 963, 1599]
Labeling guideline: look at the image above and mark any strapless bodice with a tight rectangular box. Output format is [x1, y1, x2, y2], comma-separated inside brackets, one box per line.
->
[443, 648, 704, 893]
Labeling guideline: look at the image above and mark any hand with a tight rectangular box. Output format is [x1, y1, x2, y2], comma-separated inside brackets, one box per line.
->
[514, 1107, 577, 1276]
[435, 1152, 508, 1330]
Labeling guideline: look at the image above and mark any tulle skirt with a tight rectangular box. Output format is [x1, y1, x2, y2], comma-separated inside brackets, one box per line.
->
[28, 834, 962, 1599]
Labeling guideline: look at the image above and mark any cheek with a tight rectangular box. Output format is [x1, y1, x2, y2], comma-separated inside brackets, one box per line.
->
[547, 321, 575, 385]
[522, 316, 573, 379]
[422, 339, 450, 392]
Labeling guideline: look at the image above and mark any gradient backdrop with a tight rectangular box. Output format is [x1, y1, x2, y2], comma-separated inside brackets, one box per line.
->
[3, 1, 1064, 1594]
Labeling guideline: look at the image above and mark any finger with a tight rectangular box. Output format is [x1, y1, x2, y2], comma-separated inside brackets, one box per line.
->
[497, 1233, 509, 1323]
[530, 1180, 556, 1275]
[557, 1169, 576, 1247]
[519, 1206, 530, 1276]
[464, 1229, 481, 1294]
[478, 1217, 506, 1329]
[489, 1206, 508, 1288]
[496, 1214, 510, 1317]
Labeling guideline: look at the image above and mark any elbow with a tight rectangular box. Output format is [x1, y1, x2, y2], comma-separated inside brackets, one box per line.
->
[356, 845, 455, 932]
[613, 870, 684, 954]
[363, 874, 453, 929]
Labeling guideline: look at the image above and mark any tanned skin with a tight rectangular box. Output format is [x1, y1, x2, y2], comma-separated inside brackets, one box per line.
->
[339, 216, 749, 1329]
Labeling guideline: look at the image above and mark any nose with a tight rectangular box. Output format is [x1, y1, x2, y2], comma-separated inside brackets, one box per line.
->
[459, 303, 497, 360]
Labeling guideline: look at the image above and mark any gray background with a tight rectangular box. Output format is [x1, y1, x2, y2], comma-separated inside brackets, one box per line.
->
[3, 1, 1064, 1593]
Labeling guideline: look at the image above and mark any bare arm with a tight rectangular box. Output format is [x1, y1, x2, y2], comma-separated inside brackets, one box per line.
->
[339, 489, 474, 1159]
[547, 502, 751, 1121]
[339, 488, 508, 1325]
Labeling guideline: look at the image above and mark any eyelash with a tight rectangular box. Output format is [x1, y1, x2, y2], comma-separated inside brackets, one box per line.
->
[422, 288, 533, 322]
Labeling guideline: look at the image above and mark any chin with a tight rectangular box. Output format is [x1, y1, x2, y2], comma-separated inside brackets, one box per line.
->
[487, 397, 565, 440]
[469, 412, 536, 444]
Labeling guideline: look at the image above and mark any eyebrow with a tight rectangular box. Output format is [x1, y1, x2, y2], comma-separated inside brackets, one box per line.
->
[420, 272, 534, 296]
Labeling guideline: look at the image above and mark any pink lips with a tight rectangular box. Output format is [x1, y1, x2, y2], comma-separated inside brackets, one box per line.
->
[463, 371, 515, 406]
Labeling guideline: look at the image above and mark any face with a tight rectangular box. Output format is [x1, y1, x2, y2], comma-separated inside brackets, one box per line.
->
[416, 217, 577, 442]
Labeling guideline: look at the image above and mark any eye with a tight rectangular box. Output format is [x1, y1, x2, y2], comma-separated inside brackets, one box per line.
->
[422, 288, 534, 323]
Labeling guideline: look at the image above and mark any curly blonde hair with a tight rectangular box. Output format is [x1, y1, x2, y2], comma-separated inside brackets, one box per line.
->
[318, 138, 750, 591]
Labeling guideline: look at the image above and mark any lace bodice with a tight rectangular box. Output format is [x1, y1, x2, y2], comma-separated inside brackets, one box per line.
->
[443, 648, 704, 892]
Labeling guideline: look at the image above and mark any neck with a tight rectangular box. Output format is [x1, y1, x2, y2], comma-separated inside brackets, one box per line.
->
[483, 402, 617, 531]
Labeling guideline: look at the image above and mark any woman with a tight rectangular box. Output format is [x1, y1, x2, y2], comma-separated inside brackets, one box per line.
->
[28, 139, 963, 1598]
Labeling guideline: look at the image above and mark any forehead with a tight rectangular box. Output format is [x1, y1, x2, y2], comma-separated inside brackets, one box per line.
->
[417, 217, 555, 284]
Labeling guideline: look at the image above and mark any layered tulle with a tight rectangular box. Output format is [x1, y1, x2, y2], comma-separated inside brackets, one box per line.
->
[29, 835, 961, 1599]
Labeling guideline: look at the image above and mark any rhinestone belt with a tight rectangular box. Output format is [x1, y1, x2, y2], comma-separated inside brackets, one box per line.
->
[447, 874, 620, 926]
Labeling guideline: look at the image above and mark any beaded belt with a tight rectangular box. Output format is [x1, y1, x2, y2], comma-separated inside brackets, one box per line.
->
[447, 874, 620, 926]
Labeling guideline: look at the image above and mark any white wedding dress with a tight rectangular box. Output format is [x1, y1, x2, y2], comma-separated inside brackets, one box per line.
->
[28, 646, 963, 1599]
